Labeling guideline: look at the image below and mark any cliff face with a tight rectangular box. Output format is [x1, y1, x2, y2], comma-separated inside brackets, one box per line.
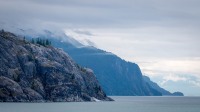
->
[0, 30, 112, 102]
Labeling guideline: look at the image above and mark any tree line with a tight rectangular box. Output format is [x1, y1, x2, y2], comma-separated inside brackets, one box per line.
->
[31, 38, 51, 46]
[0, 29, 52, 47]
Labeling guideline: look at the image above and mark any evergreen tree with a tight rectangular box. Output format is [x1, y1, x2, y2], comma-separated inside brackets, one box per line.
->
[23, 36, 26, 42]
[1, 29, 4, 33]
[31, 38, 35, 44]
[36, 38, 39, 44]
[43, 39, 45, 46]
[46, 39, 49, 45]
[32, 38, 51, 46]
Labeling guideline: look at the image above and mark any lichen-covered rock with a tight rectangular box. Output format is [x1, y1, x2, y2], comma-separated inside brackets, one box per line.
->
[0, 30, 113, 102]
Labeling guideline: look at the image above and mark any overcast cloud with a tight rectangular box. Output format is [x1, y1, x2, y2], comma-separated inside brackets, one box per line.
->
[0, 0, 200, 95]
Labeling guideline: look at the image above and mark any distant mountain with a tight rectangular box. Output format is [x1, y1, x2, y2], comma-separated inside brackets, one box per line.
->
[0, 30, 112, 102]
[143, 76, 184, 96]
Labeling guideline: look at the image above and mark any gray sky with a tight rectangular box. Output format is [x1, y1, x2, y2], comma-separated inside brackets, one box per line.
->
[0, 0, 200, 95]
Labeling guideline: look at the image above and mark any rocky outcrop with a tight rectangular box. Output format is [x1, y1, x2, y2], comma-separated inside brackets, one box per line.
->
[0, 30, 113, 102]
[172, 92, 184, 96]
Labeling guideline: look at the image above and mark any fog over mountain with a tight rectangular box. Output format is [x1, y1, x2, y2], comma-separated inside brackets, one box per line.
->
[0, 0, 200, 95]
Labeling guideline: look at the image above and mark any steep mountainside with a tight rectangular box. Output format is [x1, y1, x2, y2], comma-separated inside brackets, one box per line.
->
[0, 30, 112, 102]
[143, 76, 184, 96]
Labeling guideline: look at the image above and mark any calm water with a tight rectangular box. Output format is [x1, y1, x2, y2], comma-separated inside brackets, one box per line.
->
[0, 96, 200, 112]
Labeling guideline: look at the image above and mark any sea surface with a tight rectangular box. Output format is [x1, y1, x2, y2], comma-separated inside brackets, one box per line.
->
[0, 96, 200, 112]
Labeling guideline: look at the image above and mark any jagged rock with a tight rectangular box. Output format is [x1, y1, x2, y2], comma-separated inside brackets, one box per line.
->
[0, 30, 113, 102]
